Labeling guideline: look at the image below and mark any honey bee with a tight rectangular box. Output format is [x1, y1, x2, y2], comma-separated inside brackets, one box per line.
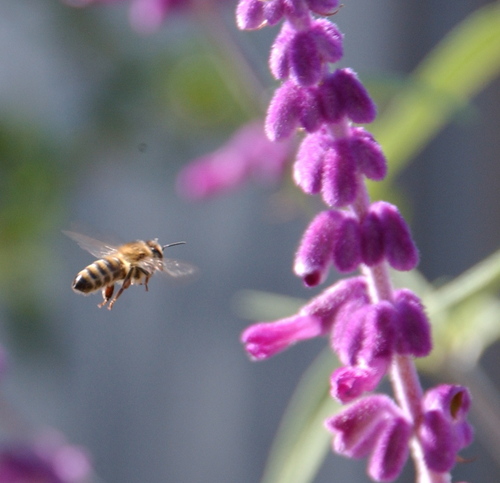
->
[65, 231, 196, 310]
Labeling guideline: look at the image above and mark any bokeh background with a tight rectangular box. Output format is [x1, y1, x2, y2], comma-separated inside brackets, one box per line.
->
[1, 1, 500, 482]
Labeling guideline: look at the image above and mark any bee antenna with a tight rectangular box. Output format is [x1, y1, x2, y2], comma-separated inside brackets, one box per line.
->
[163, 241, 186, 249]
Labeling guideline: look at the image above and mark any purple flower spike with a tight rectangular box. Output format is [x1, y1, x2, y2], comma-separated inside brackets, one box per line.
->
[368, 416, 412, 482]
[371, 201, 419, 271]
[241, 314, 323, 360]
[350, 127, 387, 181]
[332, 212, 362, 273]
[266, 80, 303, 141]
[393, 289, 432, 357]
[322, 139, 358, 208]
[294, 210, 343, 287]
[326, 395, 402, 458]
[294, 130, 330, 194]
[332, 68, 377, 124]
[236, 0, 265, 30]
[419, 385, 473, 472]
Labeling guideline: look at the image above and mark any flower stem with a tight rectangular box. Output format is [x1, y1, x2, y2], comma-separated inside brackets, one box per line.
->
[351, 178, 452, 482]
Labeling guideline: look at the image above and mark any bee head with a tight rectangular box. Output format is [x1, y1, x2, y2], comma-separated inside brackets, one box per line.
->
[147, 240, 164, 259]
[147, 240, 186, 259]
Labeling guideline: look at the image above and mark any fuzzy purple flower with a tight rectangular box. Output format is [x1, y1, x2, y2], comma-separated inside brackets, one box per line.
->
[370, 202, 419, 271]
[294, 129, 331, 194]
[234, 0, 473, 480]
[242, 277, 369, 360]
[419, 385, 474, 473]
[329, 301, 397, 402]
[318, 69, 377, 124]
[393, 289, 431, 357]
[326, 395, 412, 480]
[270, 20, 343, 86]
[294, 210, 343, 287]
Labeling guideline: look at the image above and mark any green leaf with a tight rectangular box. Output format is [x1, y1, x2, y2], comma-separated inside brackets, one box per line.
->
[426, 247, 500, 314]
[370, 2, 500, 181]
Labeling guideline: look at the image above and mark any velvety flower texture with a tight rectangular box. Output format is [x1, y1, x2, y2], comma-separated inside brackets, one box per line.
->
[236, 0, 473, 480]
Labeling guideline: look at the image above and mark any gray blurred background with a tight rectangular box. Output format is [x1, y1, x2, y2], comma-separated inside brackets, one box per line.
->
[0, 1, 499, 482]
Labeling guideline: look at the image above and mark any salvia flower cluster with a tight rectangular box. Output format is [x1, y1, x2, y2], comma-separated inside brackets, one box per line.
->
[236, 1, 473, 481]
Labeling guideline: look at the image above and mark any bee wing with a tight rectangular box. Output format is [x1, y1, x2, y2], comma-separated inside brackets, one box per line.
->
[161, 258, 198, 278]
[63, 230, 118, 258]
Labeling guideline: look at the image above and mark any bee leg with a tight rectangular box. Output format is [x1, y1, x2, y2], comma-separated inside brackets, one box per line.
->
[136, 268, 150, 292]
[107, 270, 133, 310]
[98, 285, 114, 308]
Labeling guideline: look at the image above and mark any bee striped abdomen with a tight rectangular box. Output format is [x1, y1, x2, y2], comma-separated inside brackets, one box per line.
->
[72, 257, 125, 294]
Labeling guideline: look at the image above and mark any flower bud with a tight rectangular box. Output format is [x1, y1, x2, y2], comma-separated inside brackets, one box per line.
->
[289, 29, 324, 86]
[269, 22, 293, 80]
[360, 210, 385, 266]
[319, 69, 376, 124]
[298, 86, 323, 133]
[294, 210, 343, 287]
[368, 416, 412, 482]
[236, 0, 265, 30]
[371, 201, 419, 271]
[419, 385, 473, 472]
[322, 139, 359, 208]
[241, 315, 323, 361]
[350, 127, 387, 181]
[294, 129, 330, 194]
[266, 80, 302, 141]
[331, 212, 362, 273]
[393, 289, 432, 357]
[332, 68, 377, 124]
[326, 395, 403, 457]
[330, 365, 382, 403]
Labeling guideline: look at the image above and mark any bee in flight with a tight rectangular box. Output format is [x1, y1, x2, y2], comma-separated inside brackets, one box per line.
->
[64, 231, 195, 310]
